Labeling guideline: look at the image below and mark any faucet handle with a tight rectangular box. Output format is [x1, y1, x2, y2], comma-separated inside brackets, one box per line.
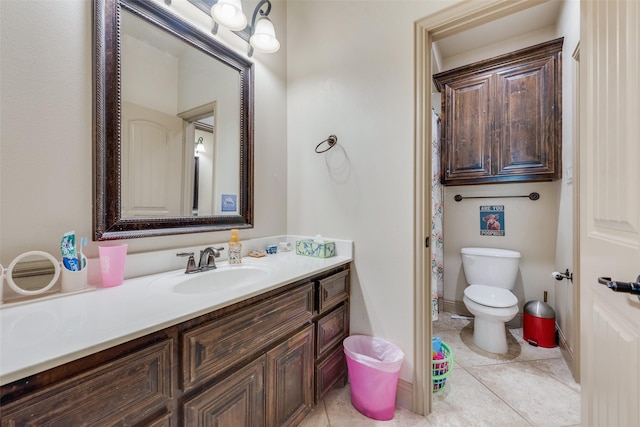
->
[204, 247, 225, 268]
[211, 247, 225, 257]
[177, 252, 198, 274]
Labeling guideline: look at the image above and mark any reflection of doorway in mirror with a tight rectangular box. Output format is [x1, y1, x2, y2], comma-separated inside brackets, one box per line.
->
[180, 102, 217, 217]
[193, 121, 215, 215]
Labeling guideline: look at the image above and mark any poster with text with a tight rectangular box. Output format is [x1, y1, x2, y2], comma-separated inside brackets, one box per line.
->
[480, 205, 505, 236]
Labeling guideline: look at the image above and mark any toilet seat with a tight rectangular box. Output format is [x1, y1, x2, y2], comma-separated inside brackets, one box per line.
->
[464, 284, 517, 308]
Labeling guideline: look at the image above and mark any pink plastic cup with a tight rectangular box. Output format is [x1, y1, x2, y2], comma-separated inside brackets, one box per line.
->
[98, 244, 128, 287]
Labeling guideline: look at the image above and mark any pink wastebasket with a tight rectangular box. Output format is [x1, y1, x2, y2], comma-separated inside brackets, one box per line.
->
[343, 335, 404, 421]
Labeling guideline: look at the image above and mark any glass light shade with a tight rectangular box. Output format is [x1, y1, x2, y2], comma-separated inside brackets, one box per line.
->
[211, 0, 247, 31]
[249, 17, 280, 53]
[195, 141, 206, 156]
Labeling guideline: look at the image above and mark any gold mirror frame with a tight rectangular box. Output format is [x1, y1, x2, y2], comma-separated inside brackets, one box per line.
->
[93, 0, 254, 240]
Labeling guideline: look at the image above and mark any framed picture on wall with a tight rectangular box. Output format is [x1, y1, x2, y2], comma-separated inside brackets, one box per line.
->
[480, 205, 505, 236]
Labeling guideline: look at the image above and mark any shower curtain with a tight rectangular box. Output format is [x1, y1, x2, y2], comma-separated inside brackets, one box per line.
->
[431, 109, 444, 320]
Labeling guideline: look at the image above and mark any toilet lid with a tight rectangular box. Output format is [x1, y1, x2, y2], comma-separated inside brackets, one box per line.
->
[464, 285, 518, 308]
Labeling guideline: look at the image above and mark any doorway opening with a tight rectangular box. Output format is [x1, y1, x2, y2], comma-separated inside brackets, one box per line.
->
[413, 0, 577, 415]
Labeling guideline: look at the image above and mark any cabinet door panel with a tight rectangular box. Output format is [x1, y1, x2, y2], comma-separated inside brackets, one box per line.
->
[183, 356, 266, 427]
[146, 411, 175, 427]
[318, 269, 349, 314]
[434, 38, 562, 185]
[266, 325, 314, 427]
[441, 74, 493, 183]
[315, 343, 347, 402]
[316, 304, 348, 358]
[0, 340, 173, 426]
[182, 284, 313, 389]
[495, 57, 559, 178]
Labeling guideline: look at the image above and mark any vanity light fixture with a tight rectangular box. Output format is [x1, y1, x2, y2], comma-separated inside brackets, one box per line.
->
[207, 0, 280, 57]
[211, 0, 247, 31]
[249, 14, 279, 55]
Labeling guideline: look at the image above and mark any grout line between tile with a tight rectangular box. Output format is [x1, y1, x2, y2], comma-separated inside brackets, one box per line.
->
[463, 365, 536, 427]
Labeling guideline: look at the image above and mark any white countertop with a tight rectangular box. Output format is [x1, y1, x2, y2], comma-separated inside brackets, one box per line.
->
[0, 243, 352, 386]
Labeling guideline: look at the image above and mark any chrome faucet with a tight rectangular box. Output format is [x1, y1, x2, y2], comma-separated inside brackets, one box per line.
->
[177, 247, 224, 274]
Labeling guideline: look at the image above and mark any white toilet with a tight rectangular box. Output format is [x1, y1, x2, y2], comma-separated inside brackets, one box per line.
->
[461, 247, 521, 354]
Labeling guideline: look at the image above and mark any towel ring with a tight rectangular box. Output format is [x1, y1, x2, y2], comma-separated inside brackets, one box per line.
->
[315, 135, 338, 153]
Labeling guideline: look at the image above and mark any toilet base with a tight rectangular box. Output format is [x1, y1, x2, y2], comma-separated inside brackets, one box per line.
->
[473, 317, 508, 353]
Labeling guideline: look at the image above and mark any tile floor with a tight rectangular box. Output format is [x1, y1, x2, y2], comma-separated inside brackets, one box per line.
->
[300, 312, 581, 427]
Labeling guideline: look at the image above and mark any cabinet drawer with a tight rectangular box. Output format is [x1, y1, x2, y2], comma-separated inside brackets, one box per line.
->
[316, 304, 348, 358]
[318, 270, 349, 314]
[315, 344, 347, 402]
[0, 340, 173, 426]
[182, 284, 314, 389]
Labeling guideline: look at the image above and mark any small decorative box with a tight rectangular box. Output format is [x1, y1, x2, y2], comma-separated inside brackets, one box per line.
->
[295, 240, 336, 258]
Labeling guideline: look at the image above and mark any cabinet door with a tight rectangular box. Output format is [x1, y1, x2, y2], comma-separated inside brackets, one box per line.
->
[0, 340, 173, 426]
[183, 356, 266, 427]
[441, 73, 493, 184]
[315, 343, 348, 402]
[316, 304, 348, 358]
[494, 55, 560, 179]
[266, 325, 314, 427]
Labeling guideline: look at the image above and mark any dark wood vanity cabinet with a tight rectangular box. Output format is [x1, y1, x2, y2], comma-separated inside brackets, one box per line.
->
[0, 264, 350, 427]
[0, 337, 176, 426]
[434, 38, 563, 185]
[180, 283, 316, 427]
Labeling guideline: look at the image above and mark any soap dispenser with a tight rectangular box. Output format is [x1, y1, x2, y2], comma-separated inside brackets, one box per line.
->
[228, 229, 242, 264]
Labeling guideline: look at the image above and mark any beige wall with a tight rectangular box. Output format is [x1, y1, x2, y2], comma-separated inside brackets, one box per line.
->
[286, 0, 462, 383]
[443, 182, 560, 311]
[0, 0, 288, 265]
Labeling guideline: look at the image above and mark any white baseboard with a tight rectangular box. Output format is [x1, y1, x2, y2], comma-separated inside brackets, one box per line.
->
[396, 378, 413, 411]
[557, 324, 579, 382]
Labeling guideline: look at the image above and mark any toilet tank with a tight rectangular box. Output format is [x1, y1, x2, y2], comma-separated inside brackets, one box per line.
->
[461, 247, 521, 289]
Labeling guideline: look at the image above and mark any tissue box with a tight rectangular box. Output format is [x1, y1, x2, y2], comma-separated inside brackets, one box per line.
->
[295, 240, 336, 258]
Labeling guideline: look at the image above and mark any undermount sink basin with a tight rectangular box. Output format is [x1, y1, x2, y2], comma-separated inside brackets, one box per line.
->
[149, 264, 271, 295]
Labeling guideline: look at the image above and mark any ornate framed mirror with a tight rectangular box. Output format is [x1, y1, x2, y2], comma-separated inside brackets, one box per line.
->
[94, 0, 254, 240]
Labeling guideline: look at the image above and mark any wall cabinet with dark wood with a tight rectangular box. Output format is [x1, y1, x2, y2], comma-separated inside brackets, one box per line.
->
[0, 264, 351, 427]
[434, 38, 563, 185]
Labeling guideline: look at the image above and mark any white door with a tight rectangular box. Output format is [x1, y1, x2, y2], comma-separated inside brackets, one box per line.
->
[580, 0, 640, 425]
[121, 101, 184, 217]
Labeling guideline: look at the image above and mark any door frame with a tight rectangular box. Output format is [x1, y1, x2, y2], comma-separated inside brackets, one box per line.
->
[412, 0, 567, 414]
[570, 42, 581, 383]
